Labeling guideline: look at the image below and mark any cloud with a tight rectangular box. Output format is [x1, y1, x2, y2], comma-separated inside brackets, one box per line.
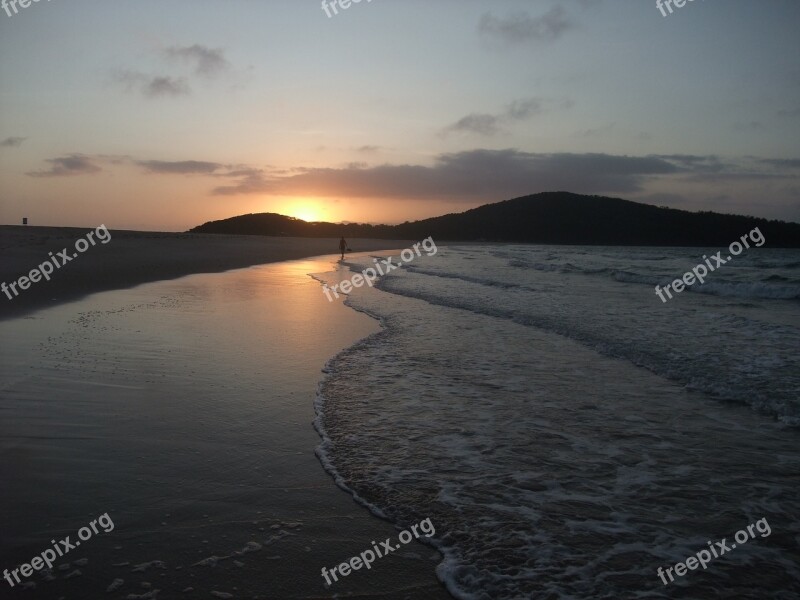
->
[443, 97, 569, 136]
[137, 160, 222, 174]
[34, 150, 796, 221]
[355, 145, 382, 154]
[250, 150, 680, 200]
[652, 154, 794, 183]
[212, 167, 272, 196]
[112, 44, 240, 99]
[113, 70, 190, 97]
[146, 76, 191, 97]
[506, 98, 545, 120]
[256, 151, 796, 207]
[479, 7, 575, 44]
[27, 154, 102, 178]
[652, 154, 728, 173]
[444, 113, 502, 136]
[133, 158, 271, 193]
[1, 136, 26, 148]
[647, 154, 797, 182]
[164, 44, 230, 77]
[777, 108, 800, 118]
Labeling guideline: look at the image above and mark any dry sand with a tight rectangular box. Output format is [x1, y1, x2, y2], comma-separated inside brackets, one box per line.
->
[0, 225, 412, 321]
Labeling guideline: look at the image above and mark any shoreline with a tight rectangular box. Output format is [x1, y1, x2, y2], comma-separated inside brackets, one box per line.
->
[0, 256, 453, 599]
[0, 225, 413, 321]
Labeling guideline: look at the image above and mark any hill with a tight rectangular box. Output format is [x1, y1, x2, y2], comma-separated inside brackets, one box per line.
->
[189, 192, 800, 247]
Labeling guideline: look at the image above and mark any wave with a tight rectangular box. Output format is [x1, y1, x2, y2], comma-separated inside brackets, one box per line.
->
[313, 336, 468, 599]
[507, 259, 609, 275]
[404, 266, 526, 290]
[507, 259, 561, 271]
[611, 270, 661, 285]
[754, 260, 800, 269]
[313, 266, 800, 599]
[610, 270, 800, 300]
[376, 275, 800, 424]
[408, 262, 800, 302]
[690, 280, 800, 300]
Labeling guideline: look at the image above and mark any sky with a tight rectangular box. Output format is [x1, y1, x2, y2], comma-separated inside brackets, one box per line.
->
[0, 0, 799, 231]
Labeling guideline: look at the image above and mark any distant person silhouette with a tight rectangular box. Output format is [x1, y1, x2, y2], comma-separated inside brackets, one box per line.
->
[339, 236, 347, 260]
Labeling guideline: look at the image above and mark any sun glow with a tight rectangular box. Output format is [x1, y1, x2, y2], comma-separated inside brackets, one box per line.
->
[282, 202, 325, 223]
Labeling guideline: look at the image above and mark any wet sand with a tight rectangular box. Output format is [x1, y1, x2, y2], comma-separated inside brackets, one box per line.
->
[0, 225, 412, 321]
[0, 255, 452, 599]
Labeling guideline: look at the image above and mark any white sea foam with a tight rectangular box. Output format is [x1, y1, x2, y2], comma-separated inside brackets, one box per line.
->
[312, 244, 800, 598]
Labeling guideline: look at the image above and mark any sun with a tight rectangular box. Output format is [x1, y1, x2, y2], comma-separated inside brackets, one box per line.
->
[293, 207, 321, 222]
[282, 203, 324, 223]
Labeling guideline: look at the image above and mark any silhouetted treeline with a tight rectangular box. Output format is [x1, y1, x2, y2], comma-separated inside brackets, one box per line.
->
[189, 192, 800, 247]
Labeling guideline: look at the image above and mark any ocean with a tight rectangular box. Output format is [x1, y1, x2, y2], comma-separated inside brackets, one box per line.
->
[313, 243, 800, 599]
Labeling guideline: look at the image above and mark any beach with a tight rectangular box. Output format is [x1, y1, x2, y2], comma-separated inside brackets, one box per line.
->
[2, 230, 799, 599]
[0, 226, 412, 321]
[0, 235, 451, 599]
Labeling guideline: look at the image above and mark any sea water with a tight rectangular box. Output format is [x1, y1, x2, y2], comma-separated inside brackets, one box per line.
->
[313, 244, 800, 599]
